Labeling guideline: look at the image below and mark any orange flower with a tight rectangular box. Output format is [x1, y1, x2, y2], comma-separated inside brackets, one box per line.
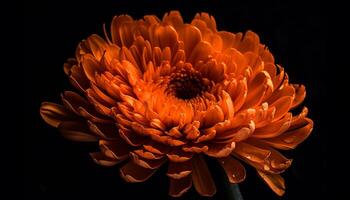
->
[40, 11, 313, 197]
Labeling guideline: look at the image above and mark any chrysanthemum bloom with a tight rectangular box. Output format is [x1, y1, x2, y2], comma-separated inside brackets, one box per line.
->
[40, 11, 313, 197]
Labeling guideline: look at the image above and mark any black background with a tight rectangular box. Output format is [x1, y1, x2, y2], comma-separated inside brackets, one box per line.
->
[23, 0, 327, 199]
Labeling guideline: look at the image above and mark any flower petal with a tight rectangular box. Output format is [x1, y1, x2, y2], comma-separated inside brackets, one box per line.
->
[291, 84, 306, 109]
[143, 141, 170, 155]
[130, 152, 166, 169]
[86, 34, 109, 61]
[162, 11, 184, 31]
[89, 152, 119, 166]
[120, 161, 157, 183]
[87, 120, 118, 139]
[58, 121, 98, 142]
[134, 148, 164, 160]
[169, 176, 192, 197]
[218, 156, 246, 183]
[167, 160, 192, 179]
[252, 113, 292, 139]
[242, 71, 272, 109]
[201, 105, 225, 128]
[261, 118, 313, 150]
[233, 142, 271, 163]
[167, 148, 193, 162]
[215, 120, 255, 142]
[194, 12, 217, 32]
[270, 96, 293, 121]
[178, 24, 202, 59]
[61, 91, 91, 115]
[110, 15, 134, 47]
[192, 155, 216, 197]
[205, 141, 235, 158]
[40, 102, 75, 128]
[99, 139, 131, 160]
[119, 126, 147, 147]
[82, 54, 104, 83]
[188, 41, 213, 63]
[257, 170, 285, 196]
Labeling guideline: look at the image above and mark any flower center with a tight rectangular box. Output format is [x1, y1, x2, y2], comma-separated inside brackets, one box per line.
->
[168, 67, 211, 100]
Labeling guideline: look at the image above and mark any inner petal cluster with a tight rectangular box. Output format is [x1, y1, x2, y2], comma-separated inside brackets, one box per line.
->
[167, 65, 211, 100]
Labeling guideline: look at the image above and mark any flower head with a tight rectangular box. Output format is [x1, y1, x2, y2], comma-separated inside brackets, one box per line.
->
[40, 11, 313, 197]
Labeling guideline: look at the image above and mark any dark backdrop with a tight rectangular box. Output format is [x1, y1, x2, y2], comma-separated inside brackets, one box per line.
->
[23, 0, 326, 199]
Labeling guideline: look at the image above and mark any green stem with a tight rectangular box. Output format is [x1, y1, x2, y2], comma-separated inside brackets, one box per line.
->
[227, 183, 244, 200]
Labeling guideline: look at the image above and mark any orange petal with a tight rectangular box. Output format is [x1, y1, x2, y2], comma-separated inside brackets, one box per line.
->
[233, 142, 271, 163]
[65, 61, 90, 93]
[86, 90, 112, 116]
[167, 148, 193, 162]
[58, 121, 98, 142]
[257, 170, 285, 196]
[201, 105, 225, 128]
[89, 152, 119, 167]
[247, 140, 292, 173]
[188, 41, 213, 63]
[178, 24, 202, 59]
[167, 160, 192, 179]
[169, 176, 192, 197]
[220, 91, 235, 120]
[218, 31, 237, 50]
[205, 141, 235, 158]
[242, 71, 272, 109]
[120, 161, 156, 183]
[291, 84, 306, 109]
[162, 11, 184, 31]
[231, 78, 248, 112]
[79, 106, 112, 124]
[110, 15, 134, 47]
[290, 107, 308, 128]
[82, 54, 104, 83]
[192, 155, 216, 197]
[183, 121, 201, 140]
[143, 141, 170, 155]
[194, 12, 217, 32]
[261, 118, 313, 150]
[244, 52, 264, 78]
[266, 84, 295, 104]
[215, 120, 255, 142]
[63, 58, 76, 75]
[99, 139, 131, 160]
[259, 47, 275, 64]
[61, 91, 91, 115]
[218, 156, 246, 183]
[131, 122, 163, 137]
[166, 126, 183, 138]
[130, 152, 166, 169]
[195, 129, 216, 143]
[150, 118, 166, 131]
[119, 126, 147, 147]
[182, 143, 209, 153]
[252, 113, 292, 138]
[237, 31, 260, 54]
[90, 83, 118, 107]
[270, 96, 293, 121]
[134, 148, 164, 160]
[87, 120, 118, 139]
[86, 34, 108, 61]
[150, 25, 178, 49]
[40, 102, 75, 128]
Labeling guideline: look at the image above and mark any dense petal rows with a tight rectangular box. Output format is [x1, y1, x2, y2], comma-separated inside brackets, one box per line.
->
[40, 11, 313, 197]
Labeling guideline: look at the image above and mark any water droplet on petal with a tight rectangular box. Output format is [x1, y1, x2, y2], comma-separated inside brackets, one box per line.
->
[264, 164, 270, 171]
